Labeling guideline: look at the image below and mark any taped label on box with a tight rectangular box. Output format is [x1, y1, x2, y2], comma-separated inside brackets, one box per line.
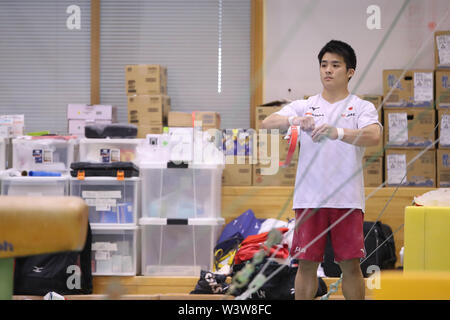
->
[32, 149, 52, 164]
[387, 154, 407, 185]
[441, 114, 450, 146]
[414, 72, 433, 101]
[92, 242, 118, 251]
[43, 150, 53, 163]
[437, 34, 450, 66]
[82, 191, 122, 199]
[85, 198, 117, 211]
[32, 149, 43, 163]
[388, 113, 408, 144]
[100, 148, 120, 163]
[95, 250, 111, 261]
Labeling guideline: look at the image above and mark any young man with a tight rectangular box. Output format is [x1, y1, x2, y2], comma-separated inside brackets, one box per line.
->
[261, 40, 382, 300]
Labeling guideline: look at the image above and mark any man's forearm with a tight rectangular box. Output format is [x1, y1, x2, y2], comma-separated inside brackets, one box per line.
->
[261, 114, 290, 130]
[341, 126, 381, 147]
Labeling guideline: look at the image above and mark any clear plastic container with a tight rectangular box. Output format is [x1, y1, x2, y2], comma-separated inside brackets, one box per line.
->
[140, 217, 224, 276]
[12, 136, 77, 172]
[0, 137, 6, 170]
[140, 163, 223, 219]
[91, 225, 139, 276]
[0, 176, 69, 196]
[70, 177, 140, 225]
[79, 138, 144, 164]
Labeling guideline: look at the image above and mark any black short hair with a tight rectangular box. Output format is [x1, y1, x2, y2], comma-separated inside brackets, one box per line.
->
[318, 40, 357, 71]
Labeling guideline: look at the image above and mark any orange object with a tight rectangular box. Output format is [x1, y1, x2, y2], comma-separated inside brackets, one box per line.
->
[279, 126, 299, 168]
[77, 170, 85, 180]
[117, 170, 125, 181]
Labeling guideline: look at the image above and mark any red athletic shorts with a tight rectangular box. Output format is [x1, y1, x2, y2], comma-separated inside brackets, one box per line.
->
[290, 208, 365, 263]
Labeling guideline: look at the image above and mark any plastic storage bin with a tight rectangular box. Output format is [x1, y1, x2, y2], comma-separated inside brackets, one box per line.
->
[70, 177, 140, 225]
[91, 225, 139, 276]
[79, 138, 143, 164]
[0, 176, 69, 196]
[140, 163, 223, 219]
[12, 136, 77, 172]
[140, 217, 224, 276]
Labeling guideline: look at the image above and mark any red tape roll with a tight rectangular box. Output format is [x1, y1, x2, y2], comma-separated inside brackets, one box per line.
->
[279, 125, 299, 167]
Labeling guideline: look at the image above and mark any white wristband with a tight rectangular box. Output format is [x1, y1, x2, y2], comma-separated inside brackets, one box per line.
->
[288, 116, 295, 126]
[336, 128, 344, 140]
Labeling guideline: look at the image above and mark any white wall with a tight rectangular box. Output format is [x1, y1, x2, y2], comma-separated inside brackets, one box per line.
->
[264, 0, 450, 103]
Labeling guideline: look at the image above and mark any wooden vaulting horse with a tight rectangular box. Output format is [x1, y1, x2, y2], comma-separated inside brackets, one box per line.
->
[0, 196, 88, 300]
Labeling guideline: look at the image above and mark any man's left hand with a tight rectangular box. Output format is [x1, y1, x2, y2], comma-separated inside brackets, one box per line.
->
[310, 123, 338, 142]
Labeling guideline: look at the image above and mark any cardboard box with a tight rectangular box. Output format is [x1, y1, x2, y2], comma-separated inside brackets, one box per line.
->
[382, 70, 434, 108]
[363, 156, 383, 187]
[436, 70, 450, 109]
[127, 95, 170, 125]
[68, 119, 112, 136]
[136, 124, 163, 138]
[168, 111, 221, 130]
[384, 108, 435, 148]
[168, 112, 192, 127]
[252, 158, 297, 186]
[67, 104, 116, 121]
[222, 156, 253, 186]
[0, 115, 24, 137]
[437, 149, 450, 187]
[193, 112, 221, 130]
[360, 95, 384, 157]
[438, 109, 450, 148]
[125, 64, 167, 96]
[385, 149, 435, 187]
[256, 132, 299, 161]
[255, 100, 290, 130]
[434, 30, 450, 69]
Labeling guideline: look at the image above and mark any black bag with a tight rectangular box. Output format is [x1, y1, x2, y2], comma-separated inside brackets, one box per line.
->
[70, 162, 139, 178]
[322, 221, 397, 278]
[85, 123, 137, 139]
[190, 270, 230, 295]
[232, 259, 327, 300]
[13, 223, 93, 296]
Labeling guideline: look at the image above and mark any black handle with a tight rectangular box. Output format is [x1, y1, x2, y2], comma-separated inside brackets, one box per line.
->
[167, 219, 188, 225]
[167, 161, 189, 169]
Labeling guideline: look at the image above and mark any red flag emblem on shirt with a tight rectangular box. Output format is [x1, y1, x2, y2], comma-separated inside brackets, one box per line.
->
[348, 106, 353, 110]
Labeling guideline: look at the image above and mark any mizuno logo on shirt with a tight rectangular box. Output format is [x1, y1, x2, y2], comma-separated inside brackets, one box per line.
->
[32, 266, 44, 273]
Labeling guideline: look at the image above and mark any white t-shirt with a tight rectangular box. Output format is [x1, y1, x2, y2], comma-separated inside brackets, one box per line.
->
[275, 93, 382, 212]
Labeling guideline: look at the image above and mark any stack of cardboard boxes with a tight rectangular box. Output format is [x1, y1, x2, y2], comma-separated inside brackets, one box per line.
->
[361, 95, 384, 187]
[435, 30, 450, 187]
[252, 100, 298, 186]
[382, 69, 437, 187]
[380, 30, 450, 188]
[125, 64, 170, 138]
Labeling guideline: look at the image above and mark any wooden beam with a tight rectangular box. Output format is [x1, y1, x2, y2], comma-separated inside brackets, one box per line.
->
[91, 0, 100, 105]
[251, 0, 264, 129]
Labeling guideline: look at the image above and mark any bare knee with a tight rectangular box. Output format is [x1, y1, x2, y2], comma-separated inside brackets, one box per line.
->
[338, 258, 363, 277]
[298, 260, 320, 276]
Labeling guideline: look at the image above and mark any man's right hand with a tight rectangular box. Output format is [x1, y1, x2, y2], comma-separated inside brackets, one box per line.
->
[290, 116, 315, 132]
